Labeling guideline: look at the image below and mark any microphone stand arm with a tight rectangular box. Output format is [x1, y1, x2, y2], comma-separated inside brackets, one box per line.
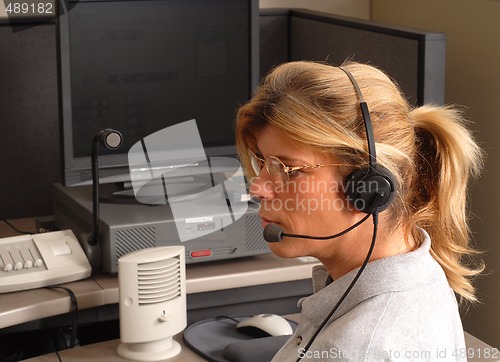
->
[88, 136, 101, 246]
[87, 129, 123, 246]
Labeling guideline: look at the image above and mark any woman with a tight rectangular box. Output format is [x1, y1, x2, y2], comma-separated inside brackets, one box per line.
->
[235, 61, 483, 361]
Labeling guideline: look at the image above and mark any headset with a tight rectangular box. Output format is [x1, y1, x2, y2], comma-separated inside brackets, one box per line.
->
[340, 67, 396, 214]
[264, 67, 397, 243]
[291, 67, 397, 362]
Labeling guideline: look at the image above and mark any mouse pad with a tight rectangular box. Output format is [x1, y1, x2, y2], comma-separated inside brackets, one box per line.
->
[183, 315, 298, 362]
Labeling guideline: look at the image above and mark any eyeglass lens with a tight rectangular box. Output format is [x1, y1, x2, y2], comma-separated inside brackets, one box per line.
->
[266, 157, 288, 184]
[249, 150, 288, 184]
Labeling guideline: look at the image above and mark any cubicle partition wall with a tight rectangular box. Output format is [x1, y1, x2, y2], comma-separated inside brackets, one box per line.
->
[0, 22, 61, 221]
[260, 9, 446, 106]
[259, 9, 290, 80]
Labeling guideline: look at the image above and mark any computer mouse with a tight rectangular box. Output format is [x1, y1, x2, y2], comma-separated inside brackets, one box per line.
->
[236, 314, 294, 338]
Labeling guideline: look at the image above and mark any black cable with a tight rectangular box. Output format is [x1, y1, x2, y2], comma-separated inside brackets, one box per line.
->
[1, 219, 35, 235]
[46, 286, 79, 349]
[49, 334, 63, 362]
[0, 349, 24, 362]
[215, 315, 243, 324]
[295, 212, 379, 362]
[281, 213, 371, 240]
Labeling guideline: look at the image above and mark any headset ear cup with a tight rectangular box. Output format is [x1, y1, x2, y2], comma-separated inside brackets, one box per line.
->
[344, 166, 396, 214]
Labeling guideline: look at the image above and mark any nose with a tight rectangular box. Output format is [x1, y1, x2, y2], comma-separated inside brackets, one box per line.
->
[249, 169, 275, 201]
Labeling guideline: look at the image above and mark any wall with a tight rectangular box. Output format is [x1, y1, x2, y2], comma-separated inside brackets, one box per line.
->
[371, 0, 500, 347]
[260, 0, 370, 19]
[0, 22, 60, 221]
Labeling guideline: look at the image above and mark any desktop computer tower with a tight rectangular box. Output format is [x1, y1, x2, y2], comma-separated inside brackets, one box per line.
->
[52, 183, 269, 273]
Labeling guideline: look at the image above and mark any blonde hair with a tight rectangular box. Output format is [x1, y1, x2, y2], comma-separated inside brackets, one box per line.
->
[235, 61, 484, 303]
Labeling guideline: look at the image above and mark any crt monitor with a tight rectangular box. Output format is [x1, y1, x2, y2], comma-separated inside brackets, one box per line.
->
[57, 0, 259, 187]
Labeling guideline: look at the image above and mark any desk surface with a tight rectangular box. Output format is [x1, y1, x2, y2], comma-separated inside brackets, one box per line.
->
[0, 253, 319, 329]
[24, 334, 206, 362]
[0, 218, 320, 330]
[23, 324, 499, 362]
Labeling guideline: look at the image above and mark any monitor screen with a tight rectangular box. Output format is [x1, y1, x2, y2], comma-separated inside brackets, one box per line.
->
[58, 0, 259, 186]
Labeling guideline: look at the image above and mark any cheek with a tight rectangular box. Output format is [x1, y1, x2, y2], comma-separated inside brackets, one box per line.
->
[285, 186, 352, 230]
[287, 177, 345, 212]
[268, 174, 351, 220]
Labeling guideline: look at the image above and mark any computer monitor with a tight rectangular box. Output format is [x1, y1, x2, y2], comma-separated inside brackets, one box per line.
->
[58, 0, 259, 187]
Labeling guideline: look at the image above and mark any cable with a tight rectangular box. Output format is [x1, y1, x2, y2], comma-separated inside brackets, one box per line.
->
[49, 335, 63, 362]
[46, 286, 79, 349]
[215, 315, 242, 324]
[277, 213, 371, 240]
[295, 212, 379, 362]
[1, 219, 35, 235]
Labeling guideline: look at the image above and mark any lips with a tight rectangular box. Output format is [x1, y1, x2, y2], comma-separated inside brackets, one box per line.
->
[260, 215, 278, 229]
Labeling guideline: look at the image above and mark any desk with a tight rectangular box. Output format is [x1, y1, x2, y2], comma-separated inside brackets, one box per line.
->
[0, 218, 319, 332]
[22, 316, 302, 362]
[2, 220, 498, 362]
[23, 334, 206, 362]
[0, 218, 41, 237]
[23, 322, 500, 362]
[0, 254, 319, 330]
[0, 218, 318, 361]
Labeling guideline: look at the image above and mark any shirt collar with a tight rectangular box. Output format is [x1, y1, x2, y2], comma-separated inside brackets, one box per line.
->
[302, 228, 443, 321]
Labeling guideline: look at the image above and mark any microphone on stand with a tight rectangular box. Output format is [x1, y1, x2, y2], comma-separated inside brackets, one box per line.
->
[87, 129, 123, 246]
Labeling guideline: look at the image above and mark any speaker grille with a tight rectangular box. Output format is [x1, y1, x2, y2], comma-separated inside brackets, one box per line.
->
[137, 256, 181, 305]
[115, 227, 156, 265]
[244, 214, 269, 251]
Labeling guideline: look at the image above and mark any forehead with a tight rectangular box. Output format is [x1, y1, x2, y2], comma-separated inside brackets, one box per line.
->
[255, 125, 329, 164]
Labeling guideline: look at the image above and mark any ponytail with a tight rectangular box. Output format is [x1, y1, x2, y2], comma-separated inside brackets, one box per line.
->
[407, 105, 484, 303]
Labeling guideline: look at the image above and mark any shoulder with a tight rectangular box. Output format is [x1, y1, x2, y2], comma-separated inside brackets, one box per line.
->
[314, 289, 466, 361]
[285, 230, 467, 361]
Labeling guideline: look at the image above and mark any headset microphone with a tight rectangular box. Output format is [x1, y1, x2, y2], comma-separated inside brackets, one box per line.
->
[263, 224, 285, 243]
[263, 213, 372, 243]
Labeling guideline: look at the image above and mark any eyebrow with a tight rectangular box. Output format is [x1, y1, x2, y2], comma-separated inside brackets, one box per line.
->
[254, 145, 310, 165]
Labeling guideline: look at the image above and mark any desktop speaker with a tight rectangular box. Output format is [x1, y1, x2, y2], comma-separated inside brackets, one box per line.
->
[117, 246, 186, 361]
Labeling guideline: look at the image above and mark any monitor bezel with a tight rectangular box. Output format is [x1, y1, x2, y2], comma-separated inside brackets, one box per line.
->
[57, 0, 259, 186]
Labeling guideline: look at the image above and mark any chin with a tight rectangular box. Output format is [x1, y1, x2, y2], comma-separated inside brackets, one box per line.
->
[268, 241, 306, 259]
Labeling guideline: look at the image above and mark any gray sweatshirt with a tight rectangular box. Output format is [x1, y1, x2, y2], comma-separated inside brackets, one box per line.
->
[272, 229, 466, 361]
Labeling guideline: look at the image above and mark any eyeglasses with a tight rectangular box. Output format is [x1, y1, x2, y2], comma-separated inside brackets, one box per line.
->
[248, 149, 355, 186]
